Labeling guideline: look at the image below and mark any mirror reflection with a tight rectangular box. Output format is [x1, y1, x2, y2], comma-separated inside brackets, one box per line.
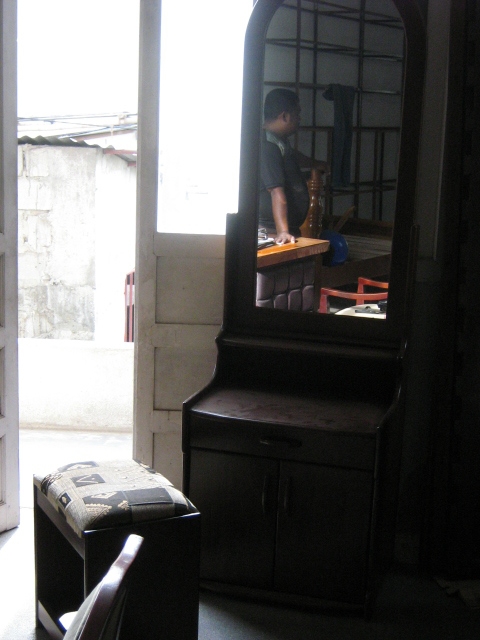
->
[256, 0, 405, 319]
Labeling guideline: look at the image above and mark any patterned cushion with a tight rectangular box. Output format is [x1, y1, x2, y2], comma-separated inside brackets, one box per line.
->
[34, 459, 197, 537]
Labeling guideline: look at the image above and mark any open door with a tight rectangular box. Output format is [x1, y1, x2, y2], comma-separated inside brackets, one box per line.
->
[0, 0, 19, 533]
[134, 1, 225, 489]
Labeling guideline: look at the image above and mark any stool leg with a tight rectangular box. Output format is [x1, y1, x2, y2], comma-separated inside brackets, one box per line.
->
[34, 486, 84, 638]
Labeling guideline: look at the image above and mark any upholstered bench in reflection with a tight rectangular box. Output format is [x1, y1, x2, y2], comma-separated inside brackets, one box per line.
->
[34, 459, 200, 640]
[257, 259, 315, 311]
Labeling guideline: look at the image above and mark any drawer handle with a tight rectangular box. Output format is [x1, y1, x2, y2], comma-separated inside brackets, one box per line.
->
[259, 437, 301, 449]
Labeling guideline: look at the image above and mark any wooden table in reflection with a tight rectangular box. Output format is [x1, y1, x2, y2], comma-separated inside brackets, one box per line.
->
[256, 238, 330, 311]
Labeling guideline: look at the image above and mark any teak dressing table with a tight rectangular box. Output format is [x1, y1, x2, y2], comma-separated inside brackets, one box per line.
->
[182, 0, 426, 616]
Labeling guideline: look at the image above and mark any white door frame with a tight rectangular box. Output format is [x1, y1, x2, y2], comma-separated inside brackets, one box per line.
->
[0, 0, 20, 533]
[133, 1, 224, 491]
[133, 0, 162, 465]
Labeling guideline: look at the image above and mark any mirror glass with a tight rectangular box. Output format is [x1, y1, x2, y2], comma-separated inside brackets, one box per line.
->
[255, 0, 405, 320]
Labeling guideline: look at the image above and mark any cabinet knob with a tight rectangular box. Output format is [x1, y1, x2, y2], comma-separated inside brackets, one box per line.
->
[262, 474, 273, 515]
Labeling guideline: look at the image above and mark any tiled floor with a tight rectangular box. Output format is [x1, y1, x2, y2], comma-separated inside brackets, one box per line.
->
[1, 428, 480, 640]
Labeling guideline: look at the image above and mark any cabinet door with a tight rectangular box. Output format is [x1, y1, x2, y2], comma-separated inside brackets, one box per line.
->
[188, 449, 279, 588]
[275, 461, 374, 605]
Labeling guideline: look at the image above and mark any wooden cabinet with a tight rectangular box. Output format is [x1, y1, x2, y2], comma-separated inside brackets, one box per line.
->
[181, 0, 425, 618]
[189, 448, 374, 604]
[184, 382, 391, 611]
[274, 460, 373, 604]
[189, 450, 278, 589]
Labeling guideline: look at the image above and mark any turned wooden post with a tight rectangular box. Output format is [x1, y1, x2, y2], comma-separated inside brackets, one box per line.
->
[300, 168, 324, 238]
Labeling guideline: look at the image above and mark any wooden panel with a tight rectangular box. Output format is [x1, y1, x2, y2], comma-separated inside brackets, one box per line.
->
[189, 411, 377, 471]
[275, 461, 374, 605]
[188, 449, 278, 588]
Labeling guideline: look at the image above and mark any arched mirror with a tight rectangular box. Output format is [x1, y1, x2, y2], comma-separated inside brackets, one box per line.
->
[225, 0, 425, 347]
[257, 0, 403, 317]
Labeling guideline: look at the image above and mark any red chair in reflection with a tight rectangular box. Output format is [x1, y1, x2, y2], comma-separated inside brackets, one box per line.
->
[319, 277, 388, 314]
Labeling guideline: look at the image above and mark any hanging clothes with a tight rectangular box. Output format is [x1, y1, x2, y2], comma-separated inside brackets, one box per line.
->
[323, 84, 356, 188]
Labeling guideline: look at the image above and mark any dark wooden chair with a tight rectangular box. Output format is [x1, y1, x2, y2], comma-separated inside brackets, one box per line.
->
[62, 534, 144, 640]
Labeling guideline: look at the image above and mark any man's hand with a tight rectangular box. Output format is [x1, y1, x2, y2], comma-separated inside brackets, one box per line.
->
[275, 231, 296, 245]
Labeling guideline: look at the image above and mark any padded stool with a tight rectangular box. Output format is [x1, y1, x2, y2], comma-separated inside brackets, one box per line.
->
[34, 459, 200, 640]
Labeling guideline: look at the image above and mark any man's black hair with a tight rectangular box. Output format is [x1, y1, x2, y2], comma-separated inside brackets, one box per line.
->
[264, 88, 299, 121]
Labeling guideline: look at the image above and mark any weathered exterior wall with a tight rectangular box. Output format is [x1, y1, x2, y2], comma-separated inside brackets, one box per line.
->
[17, 144, 136, 341]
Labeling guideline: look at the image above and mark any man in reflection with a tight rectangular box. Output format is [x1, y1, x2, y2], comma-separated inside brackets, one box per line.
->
[259, 88, 327, 245]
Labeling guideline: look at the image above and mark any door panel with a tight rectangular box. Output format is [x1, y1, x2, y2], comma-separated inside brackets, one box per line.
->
[0, 0, 19, 533]
[275, 461, 374, 604]
[134, 0, 224, 491]
[188, 449, 278, 587]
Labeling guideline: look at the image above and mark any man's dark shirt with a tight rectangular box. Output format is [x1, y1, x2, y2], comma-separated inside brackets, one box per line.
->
[258, 130, 310, 234]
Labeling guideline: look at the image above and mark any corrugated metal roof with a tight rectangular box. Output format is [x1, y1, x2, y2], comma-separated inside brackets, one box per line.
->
[18, 113, 138, 166]
[18, 135, 98, 147]
[18, 135, 137, 166]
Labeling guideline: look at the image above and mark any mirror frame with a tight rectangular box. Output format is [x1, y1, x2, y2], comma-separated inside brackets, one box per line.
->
[223, 0, 426, 349]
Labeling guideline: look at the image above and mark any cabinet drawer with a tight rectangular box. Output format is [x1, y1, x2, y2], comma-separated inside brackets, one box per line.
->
[186, 387, 388, 470]
[188, 413, 377, 470]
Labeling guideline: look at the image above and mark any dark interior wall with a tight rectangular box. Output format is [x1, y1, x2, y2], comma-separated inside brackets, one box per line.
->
[455, 0, 480, 569]
[425, 0, 480, 578]
[396, 0, 480, 577]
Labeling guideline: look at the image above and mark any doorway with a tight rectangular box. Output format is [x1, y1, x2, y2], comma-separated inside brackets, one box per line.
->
[16, 0, 140, 507]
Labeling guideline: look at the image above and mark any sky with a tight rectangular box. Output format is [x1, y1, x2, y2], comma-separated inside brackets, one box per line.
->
[17, 0, 253, 235]
[157, 0, 252, 233]
[17, 0, 140, 117]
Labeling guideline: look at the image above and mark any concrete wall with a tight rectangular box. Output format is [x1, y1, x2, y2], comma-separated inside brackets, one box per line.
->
[17, 145, 136, 432]
[19, 338, 133, 431]
[17, 144, 136, 342]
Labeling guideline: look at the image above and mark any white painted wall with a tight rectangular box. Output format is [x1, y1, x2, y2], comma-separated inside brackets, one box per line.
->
[94, 151, 137, 343]
[18, 338, 133, 431]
